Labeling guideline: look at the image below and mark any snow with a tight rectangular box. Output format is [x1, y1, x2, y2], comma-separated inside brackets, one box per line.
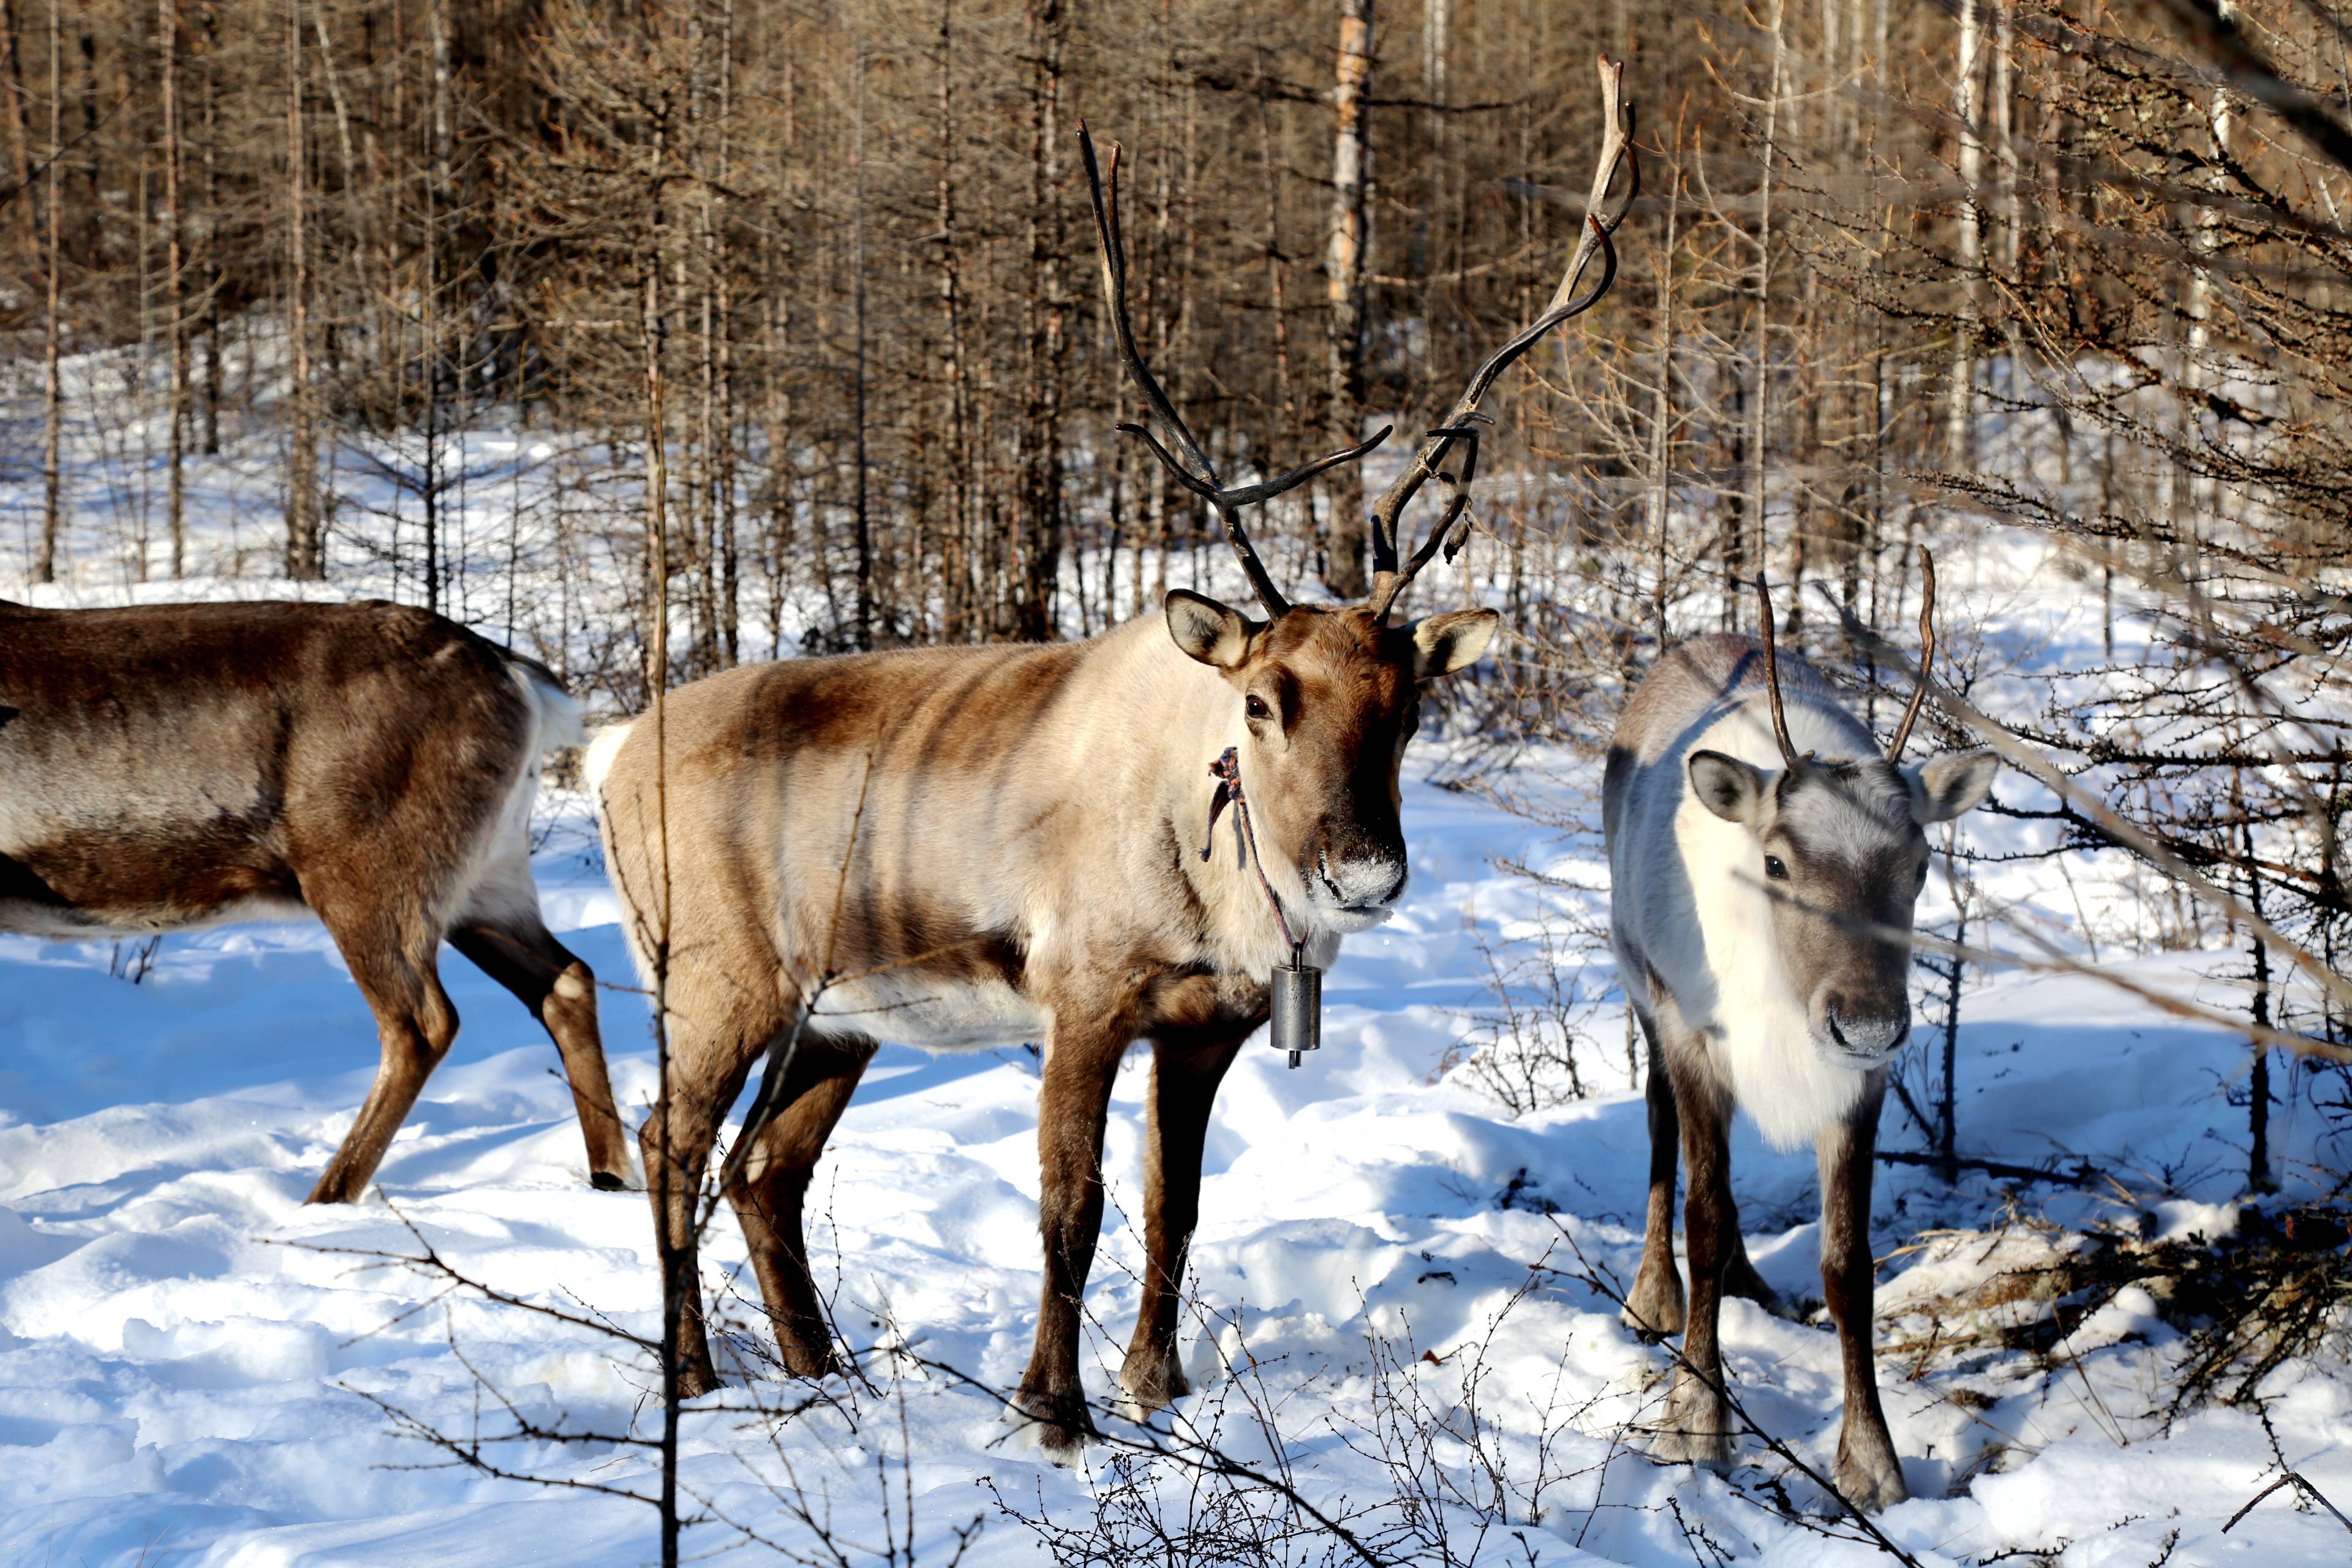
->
[4, 340, 2348, 1562]
[1, 766, 2346, 1567]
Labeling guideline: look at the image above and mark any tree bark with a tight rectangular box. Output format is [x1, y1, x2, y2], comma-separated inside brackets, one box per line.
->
[1322, 0, 1374, 600]
[1947, 0, 1983, 470]
[1016, 0, 1069, 640]
[162, 0, 189, 579]
[285, 0, 322, 580]
[0, 0, 36, 271]
[36, 0, 59, 585]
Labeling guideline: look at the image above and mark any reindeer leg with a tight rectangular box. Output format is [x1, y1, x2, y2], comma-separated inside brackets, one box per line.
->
[1654, 1053, 1736, 1470]
[1622, 1008, 1686, 1338]
[307, 913, 459, 1205]
[1014, 1012, 1129, 1463]
[640, 980, 778, 1401]
[1117, 1034, 1242, 1418]
[1821, 1073, 1906, 1509]
[450, 916, 632, 1190]
[1720, 1197, 1792, 1319]
[724, 1035, 874, 1378]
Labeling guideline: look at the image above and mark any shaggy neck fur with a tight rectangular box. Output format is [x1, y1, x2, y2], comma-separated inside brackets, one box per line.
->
[1669, 696, 1877, 1148]
[1092, 614, 1347, 979]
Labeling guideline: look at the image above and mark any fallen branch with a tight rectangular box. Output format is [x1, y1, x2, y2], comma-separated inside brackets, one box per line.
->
[1874, 1150, 2104, 1188]
[2222, 1470, 2352, 1536]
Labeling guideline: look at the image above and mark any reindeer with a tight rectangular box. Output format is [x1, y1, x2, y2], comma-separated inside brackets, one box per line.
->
[587, 61, 1635, 1458]
[0, 597, 633, 1202]
[1605, 557, 1997, 1509]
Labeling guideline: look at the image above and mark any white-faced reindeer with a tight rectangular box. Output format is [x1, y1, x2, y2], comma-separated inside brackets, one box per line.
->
[1605, 558, 1997, 1509]
[0, 597, 633, 1202]
[588, 62, 1634, 1458]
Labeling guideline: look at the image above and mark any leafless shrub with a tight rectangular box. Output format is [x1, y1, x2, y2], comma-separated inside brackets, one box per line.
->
[1442, 905, 1614, 1115]
[1878, 1201, 2352, 1424]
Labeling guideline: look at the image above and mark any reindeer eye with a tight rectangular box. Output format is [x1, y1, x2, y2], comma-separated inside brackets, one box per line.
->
[1763, 855, 1789, 881]
[1245, 695, 1273, 723]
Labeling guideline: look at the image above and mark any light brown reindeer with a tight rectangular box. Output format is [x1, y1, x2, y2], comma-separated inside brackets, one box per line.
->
[0, 597, 634, 1202]
[1607, 556, 1997, 1509]
[588, 60, 1635, 1458]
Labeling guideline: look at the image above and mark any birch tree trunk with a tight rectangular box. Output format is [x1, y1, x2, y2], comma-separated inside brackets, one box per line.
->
[1322, 0, 1373, 599]
[1946, 0, 1983, 471]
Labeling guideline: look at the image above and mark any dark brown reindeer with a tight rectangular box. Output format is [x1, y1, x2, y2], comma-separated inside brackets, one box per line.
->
[0, 598, 633, 1202]
[1605, 556, 1998, 1509]
[587, 60, 1634, 1458]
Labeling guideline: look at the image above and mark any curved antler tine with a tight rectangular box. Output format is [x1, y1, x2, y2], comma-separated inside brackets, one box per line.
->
[1113, 424, 1292, 614]
[1754, 574, 1803, 770]
[1224, 425, 1393, 508]
[1364, 55, 1635, 625]
[1212, 504, 1292, 618]
[1080, 126, 1217, 486]
[1453, 217, 1618, 413]
[1887, 546, 1938, 761]
[1117, 421, 1225, 507]
[1088, 124, 1305, 616]
[1367, 427, 1482, 621]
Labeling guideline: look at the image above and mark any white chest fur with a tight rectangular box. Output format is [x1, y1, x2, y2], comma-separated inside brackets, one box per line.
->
[1663, 737, 1871, 1151]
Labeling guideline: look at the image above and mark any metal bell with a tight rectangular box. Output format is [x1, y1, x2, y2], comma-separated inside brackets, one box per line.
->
[1269, 949, 1322, 1068]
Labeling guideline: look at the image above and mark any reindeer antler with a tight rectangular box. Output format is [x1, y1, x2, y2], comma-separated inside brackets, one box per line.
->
[1080, 126, 1390, 619]
[1365, 55, 1638, 624]
[1886, 546, 1938, 760]
[1753, 573, 1803, 769]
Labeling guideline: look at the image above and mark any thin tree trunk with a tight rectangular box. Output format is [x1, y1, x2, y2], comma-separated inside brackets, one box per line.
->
[421, 0, 453, 609]
[2242, 812, 2276, 1195]
[0, 0, 36, 270]
[1017, 0, 1068, 640]
[1648, 131, 1683, 655]
[285, 0, 322, 579]
[1322, 0, 1373, 600]
[198, 1, 221, 458]
[934, 0, 974, 641]
[1947, 0, 1983, 470]
[36, 0, 59, 585]
[639, 120, 682, 1568]
[714, 0, 739, 666]
[162, 0, 188, 578]
[851, 47, 872, 650]
[1752, 0, 1784, 611]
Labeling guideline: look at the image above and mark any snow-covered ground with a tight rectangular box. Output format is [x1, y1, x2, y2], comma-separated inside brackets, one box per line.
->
[2, 763, 2346, 1567]
[5, 339, 2348, 1562]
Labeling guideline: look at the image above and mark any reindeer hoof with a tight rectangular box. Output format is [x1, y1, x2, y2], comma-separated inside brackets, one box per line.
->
[1006, 1390, 1098, 1465]
[1652, 1375, 1733, 1470]
[1834, 1430, 1909, 1510]
[1619, 1282, 1685, 1340]
[1113, 1351, 1189, 1422]
[1649, 1423, 1733, 1471]
[1627, 1260, 1684, 1335]
[590, 1170, 627, 1192]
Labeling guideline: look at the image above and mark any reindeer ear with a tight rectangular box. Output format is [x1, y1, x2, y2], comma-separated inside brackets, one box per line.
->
[1164, 590, 1253, 669]
[1909, 748, 1999, 823]
[1409, 608, 1501, 680]
[1688, 750, 1766, 825]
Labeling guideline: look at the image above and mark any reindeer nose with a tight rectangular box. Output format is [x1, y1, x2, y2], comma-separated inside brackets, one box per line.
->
[1823, 996, 1909, 1059]
[1316, 853, 1407, 910]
